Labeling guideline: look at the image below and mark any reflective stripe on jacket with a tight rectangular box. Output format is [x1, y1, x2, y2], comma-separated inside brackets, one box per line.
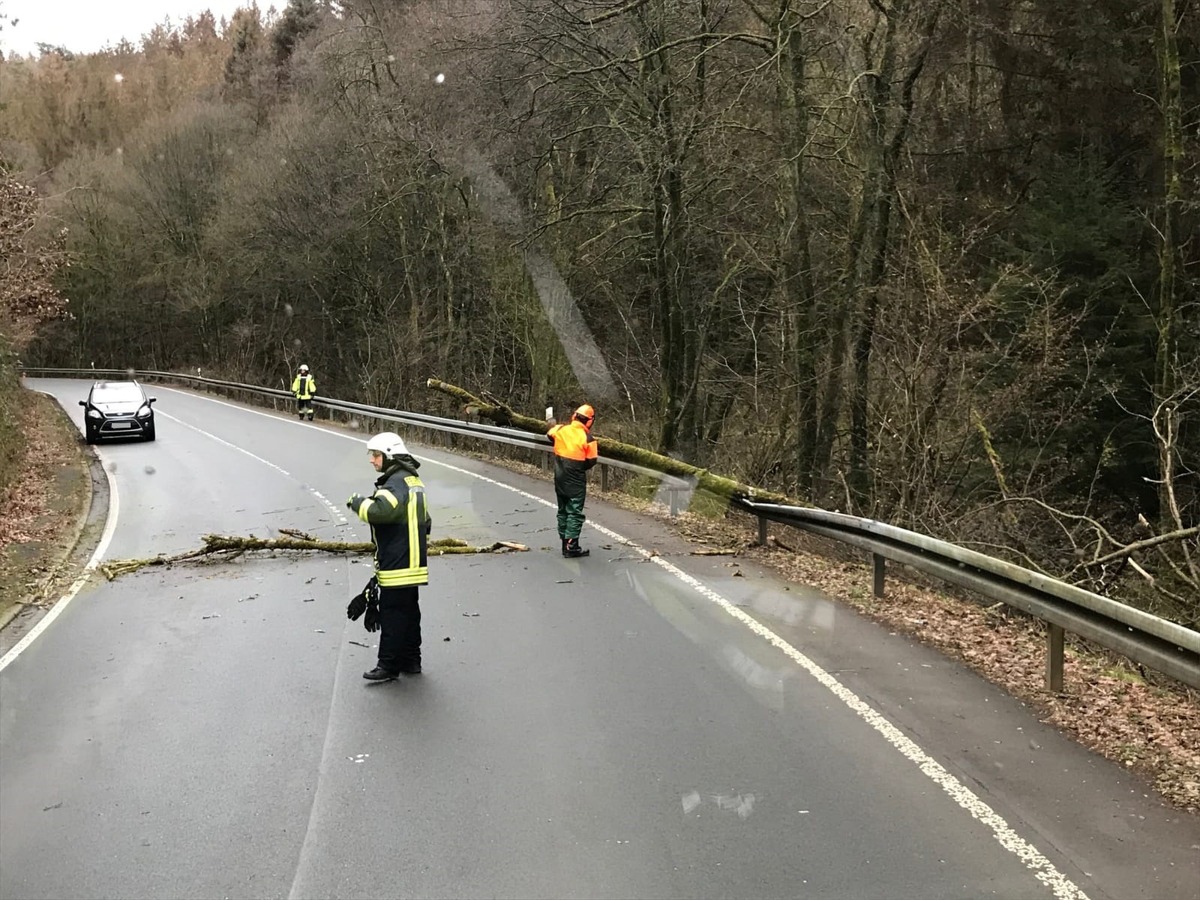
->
[292, 375, 316, 399]
[356, 458, 431, 587]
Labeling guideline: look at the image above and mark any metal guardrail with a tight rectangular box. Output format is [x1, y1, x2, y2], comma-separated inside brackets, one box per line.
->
[22, 366, 1200, 691]
[20, 368, 695, 499]
[737, 502, 1200, 691]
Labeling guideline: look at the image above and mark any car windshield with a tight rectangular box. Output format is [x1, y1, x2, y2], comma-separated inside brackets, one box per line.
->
[92, 383, 143, 402]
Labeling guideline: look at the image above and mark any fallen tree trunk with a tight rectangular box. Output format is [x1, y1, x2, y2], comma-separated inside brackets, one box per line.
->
[426, 378, 791, 505]
[100, 533, 529, 580]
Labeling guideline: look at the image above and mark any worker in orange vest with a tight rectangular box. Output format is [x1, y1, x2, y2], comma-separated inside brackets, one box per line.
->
[546, 403, 599, 557]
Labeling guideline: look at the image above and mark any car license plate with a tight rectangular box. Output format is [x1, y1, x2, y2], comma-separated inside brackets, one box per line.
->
[110, 422, 133, 429]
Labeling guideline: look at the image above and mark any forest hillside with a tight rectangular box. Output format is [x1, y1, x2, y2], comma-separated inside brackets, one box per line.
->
[1, 0, 1196, 623]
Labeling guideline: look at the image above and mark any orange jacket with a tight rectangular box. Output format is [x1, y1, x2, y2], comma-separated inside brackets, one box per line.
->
[548, 420, 597, 461]
[547, 419, 598, 493]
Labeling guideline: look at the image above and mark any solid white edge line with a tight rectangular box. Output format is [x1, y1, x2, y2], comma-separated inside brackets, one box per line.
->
[412, 457, 1091, 900]
[0, 448, 120, 673]
[20, 381, 1089, 899]
[1, 386, 344, 672]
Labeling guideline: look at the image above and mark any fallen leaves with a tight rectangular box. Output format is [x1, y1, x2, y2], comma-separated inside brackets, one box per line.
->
[615, 499, 1200, 812]
[0, 393, 89, 614]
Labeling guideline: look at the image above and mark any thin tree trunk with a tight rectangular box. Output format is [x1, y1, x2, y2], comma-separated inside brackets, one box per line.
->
[847, 3, 939, 508]
[778, 14, 820, 496]
[1155, 0, 1183, 525]
[640, 3, 700, 458]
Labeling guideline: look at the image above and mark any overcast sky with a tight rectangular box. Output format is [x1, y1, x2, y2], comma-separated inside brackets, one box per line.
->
[1, 0, 255, 56]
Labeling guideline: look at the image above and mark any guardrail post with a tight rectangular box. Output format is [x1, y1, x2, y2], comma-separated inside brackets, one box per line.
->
[757, 517, 768, 546]
[601, 464, 609, 492]
[872, 553, 886, 598]
[1046, 624, 1064, 692]
[669, 489, 680, 517]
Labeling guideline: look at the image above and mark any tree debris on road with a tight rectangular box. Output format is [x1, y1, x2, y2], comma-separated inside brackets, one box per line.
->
[99, 533, 529, 580]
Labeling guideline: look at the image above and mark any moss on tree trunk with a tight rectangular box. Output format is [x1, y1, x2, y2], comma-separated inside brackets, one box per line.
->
[426, 378, 792, 506]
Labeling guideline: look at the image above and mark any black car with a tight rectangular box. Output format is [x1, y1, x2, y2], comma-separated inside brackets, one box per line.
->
[79, 381, 157, 443]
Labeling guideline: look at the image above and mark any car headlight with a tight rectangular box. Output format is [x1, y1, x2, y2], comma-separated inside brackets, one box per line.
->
[86, 409, 102, 419]
[136, 405, 152, 418]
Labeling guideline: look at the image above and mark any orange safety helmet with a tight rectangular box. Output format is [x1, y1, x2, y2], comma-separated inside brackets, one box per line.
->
[573, 404, 595, 426]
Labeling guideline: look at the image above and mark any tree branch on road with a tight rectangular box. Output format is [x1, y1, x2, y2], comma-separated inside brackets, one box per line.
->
[99, 533, 529, 580]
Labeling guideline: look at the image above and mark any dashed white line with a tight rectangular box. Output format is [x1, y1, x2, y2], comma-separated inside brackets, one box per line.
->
[23, 382, 1089, 900]
[154, 410, 347, 526]
[3, 397, 347, 669]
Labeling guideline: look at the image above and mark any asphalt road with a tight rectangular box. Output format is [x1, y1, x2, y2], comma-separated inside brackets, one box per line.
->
[1, 379, 1196, 900]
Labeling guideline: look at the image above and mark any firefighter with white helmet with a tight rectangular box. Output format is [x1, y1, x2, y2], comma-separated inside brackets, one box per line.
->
[291, 364, 316, 420]
[346, 432, 432, 680]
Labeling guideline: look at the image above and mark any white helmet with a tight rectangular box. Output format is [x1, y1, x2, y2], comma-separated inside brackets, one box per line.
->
[367, 432, 408, 457]
[298, 364, 309, 373]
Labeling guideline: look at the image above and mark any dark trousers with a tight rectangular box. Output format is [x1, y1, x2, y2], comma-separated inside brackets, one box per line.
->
[377, 585, 421, 672]
[555, 485, 587, 539]
[296, 398, 314, 419]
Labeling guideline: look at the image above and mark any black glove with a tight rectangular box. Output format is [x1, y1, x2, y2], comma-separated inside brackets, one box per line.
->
[346, 577, 376, 621]
[364, 595, 380, 633]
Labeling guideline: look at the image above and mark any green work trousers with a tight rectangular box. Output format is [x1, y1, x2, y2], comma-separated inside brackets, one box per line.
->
[556, 486, 587, 539]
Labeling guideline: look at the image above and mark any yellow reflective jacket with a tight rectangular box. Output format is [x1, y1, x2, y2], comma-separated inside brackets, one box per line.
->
[355, 457, 431, 587]
[292, 374, 316, 399]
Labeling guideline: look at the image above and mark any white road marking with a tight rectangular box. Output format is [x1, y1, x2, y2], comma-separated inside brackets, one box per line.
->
[0, 451, 120, 673]
[403, 461, 1091, 900]
[148, 386, 348, 434]
[154, 410, 347, 526]
[2, 392, 345, 669]
[23, 382, 1089, 899]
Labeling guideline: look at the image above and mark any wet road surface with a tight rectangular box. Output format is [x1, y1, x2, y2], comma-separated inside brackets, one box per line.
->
[2, 379, 1197, 900]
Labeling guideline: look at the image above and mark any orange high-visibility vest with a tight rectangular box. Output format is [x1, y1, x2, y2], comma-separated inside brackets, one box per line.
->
[549, 420, 598, 462]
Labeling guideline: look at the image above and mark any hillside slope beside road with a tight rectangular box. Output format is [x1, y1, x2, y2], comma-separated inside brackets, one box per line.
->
[0, 379, 1196, 900]
[0, 390, 94, 643]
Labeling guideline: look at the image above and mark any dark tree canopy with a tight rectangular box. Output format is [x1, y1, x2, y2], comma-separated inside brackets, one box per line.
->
[0, 0, 1195, 619]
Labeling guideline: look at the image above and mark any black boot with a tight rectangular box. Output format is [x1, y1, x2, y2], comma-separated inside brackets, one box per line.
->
[363, 666, 398, 681]
[561, 538, 570, 558]
[564, 538, 589, 558]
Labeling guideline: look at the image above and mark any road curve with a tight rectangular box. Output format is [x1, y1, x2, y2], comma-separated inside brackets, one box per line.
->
[1, 379, 1196, 900]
